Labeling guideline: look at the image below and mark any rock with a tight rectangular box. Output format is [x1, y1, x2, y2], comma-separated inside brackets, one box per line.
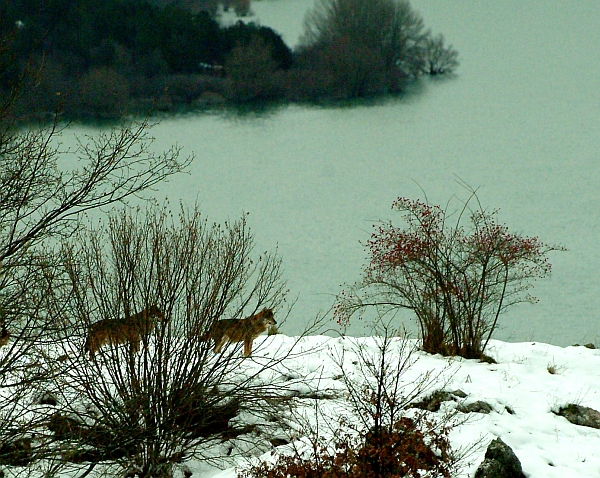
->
[451, 389, 467, 398]
[410, 390, 454, 412]
[458, 400, 493, 414]
[270, 438, 290, 448]
[0, 438, 33, 466]
[572, 343, 596, 349]
[48, 413, 86, 440]
[556, 404, 600, 429]
[480, 354, 497, 364]
[411, 389, 471, 412]
[475, 460, 506, 477]
[474, 438, 526, 478]
[35, 392, 58, 406]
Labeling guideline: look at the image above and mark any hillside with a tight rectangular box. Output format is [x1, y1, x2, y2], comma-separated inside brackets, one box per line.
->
[192, 336, 600, 478]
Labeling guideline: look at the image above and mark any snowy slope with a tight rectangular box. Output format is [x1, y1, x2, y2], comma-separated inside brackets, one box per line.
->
[187, 336, 600, 478]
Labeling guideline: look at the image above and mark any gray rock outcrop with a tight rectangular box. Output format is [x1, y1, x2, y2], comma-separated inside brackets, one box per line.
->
[474, 437, 526, 478]
[556, 404, 600, 429]
[458, 400, 493, 414]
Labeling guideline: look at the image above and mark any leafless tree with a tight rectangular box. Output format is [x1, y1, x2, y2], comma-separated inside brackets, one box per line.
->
[0, 114, 191, 371]
[424, 33, 459, 76]
[296, 0, 458, 99]
[0, 29, 191, 471]
[300, 0, 428, 78]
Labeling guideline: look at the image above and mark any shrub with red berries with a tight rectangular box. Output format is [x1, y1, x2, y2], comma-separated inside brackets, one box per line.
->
[335, 191, 563, 359]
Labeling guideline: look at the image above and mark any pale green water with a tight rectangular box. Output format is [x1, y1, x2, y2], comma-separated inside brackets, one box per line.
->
[64, 0, 600, 345]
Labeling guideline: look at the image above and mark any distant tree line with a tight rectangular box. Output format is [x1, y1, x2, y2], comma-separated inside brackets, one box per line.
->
[0, 0, 458, 119]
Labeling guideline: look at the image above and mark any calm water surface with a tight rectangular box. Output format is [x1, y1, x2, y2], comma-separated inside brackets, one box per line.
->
[67, 1, 600, 345]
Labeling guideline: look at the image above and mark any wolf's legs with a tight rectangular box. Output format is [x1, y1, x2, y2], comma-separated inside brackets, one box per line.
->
[243, 339, 253, 357]
[214, 336, 227, 353]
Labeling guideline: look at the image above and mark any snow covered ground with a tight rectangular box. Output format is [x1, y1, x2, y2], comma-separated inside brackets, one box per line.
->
[2, 334, 600, 477]
[184, 335, 600, 478]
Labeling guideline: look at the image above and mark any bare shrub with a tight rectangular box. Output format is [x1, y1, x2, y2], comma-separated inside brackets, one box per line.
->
[296, 0, 458, 100]
[42, 205, 301, 478]
[241, 321, 468, 478]
[162, 74, 224, 104]
[335, 186, 564, 359]
[546, 360, 565, 375]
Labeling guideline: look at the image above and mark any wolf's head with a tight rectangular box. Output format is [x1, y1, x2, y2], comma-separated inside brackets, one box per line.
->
[145, 305, 166, 322]
[255, 307, 276, 327]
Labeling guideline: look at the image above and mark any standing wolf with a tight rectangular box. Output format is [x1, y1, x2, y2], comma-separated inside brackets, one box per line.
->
[201, 308, 276, 357]
[84, 305, 165, 360]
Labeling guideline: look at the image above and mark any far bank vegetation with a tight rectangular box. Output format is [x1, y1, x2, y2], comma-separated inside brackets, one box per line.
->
[1, 0, 458, 120]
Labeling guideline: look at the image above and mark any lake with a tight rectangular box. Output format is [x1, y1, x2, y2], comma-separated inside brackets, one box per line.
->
[66, 0, 600, 346]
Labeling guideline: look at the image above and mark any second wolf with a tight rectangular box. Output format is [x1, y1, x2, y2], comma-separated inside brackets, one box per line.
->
[201, 308, 276, 357]
[84, 305, 165, 360]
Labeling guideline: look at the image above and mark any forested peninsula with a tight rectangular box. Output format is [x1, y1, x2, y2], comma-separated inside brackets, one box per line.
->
[1, 0, 458, 120]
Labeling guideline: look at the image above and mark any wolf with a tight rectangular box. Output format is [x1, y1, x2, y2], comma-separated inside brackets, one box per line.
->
[201, 308, 276, 357]
[84, 305, 165, 360]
